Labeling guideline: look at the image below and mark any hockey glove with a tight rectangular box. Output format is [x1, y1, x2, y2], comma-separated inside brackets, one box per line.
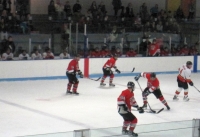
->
[115, 69, 121, 74]
[142, 89, 151, 97]
[189, 81, 193, 86]
[134, 74, 141, 81]
[137, 107, 144, 114]
[78, 71, 83, 78]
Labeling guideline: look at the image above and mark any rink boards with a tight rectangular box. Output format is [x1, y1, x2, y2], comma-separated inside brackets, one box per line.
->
[0, 56, 199, 81]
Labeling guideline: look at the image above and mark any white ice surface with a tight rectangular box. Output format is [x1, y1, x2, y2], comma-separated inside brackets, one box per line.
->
[0, 74, 200, 137]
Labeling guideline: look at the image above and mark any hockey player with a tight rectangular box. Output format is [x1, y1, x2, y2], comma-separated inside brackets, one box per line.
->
[117, 81, 144, 137]
[173, 61, 193, 101]
[134, 72, 170, 110]
[66, 54, 83, 95]
[100, 54, 121, 87]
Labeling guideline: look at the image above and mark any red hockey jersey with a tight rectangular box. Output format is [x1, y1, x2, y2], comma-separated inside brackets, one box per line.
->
[103, 57, 116, 68]
[141, 72, 159, 92]
[117, 89, 138, 110]
[66, 59, 79, 73]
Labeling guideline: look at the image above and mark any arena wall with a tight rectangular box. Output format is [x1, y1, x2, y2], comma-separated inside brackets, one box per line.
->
[0, 56, 199, 81]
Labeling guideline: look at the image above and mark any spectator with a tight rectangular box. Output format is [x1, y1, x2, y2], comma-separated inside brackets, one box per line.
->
[160, 47, 170, 56]
[180, 45, 189, 56]
[114, 47, 122, 57]
[16, 0, 28, 19]
[19, 50, 29, 60]
[98, 1, 107, 18]
[1, 9, 8, 20]
[73, 0, 82, 15]
[64, 1, 72, 20]
[0, 18, 8, 40]
[55, 0, 65, 20]
[48, 0, 56, 18]
[175, 46, 182, 56]
[0, 1, 3, 14]
[151, 21, 156, 32]
[31, 49, 42, 60]
[171, 22, 180, 34]
[2, 48, 13, 60]
[101, 47, 111, 57]
[148, 39, 160, 56]
[20, 17, 29, 34]
[126, 3, 134, 18]
[26, 14, 34, 31]
[156, 21, 163, 32]
[176, 6, 184, 20]
[60, 49, 70, 59]
[139, 37, 151, 56]
[126, 48, 137, 57]
[89, 47, 101, 58]
[43, 48, 54, 59]
[77, 48, 84, 57]
[150, 4, 159, 18]
[101, 15, 110, 32]
[163, 21, 171, 33]
[140, 3, 148, 21]
[189, 46, 198, 55]
[188, 1, 195, 20]
[108, 26, 118, 42]
[134, 13, 142, 31]
[5, 36, 15, 54]
[143, 21, 152, 32]
[112, 0, 122, 16]
[89, 1, 98, 19]
[2, 0, 11, 13]
[61, 23, 70, 50]
[0, 36, 7, 54]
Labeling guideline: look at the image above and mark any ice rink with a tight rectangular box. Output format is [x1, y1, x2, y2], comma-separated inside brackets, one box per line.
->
[0, 73, 200, 137]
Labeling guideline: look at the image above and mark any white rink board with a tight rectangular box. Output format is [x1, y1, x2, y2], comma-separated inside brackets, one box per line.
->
[0, 56, 195, 79]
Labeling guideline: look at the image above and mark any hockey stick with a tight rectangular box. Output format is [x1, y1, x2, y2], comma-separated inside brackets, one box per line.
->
[136, 81, 164, 114]
[115, 67, 135, 73]
[85, 77, 101, 81]
[193, 85, 200, 93]
[131, 108, 164, 114]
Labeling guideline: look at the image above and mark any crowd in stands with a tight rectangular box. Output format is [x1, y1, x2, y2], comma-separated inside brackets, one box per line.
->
[0, 0, 34, 36]
[0, 0, 198, 60]
[47, 0, 192, 34]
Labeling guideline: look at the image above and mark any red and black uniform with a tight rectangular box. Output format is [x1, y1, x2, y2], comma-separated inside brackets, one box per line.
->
[100, 57, 117, 84]
[66, 59, 80, 93]
[117, 89, 138, 133]
[90, 51, 101, 58]
[148, 42, 160, 56]
[141, 72, 169, 108]
[101, 50, 111, 57]
[126, 50, 137, 57]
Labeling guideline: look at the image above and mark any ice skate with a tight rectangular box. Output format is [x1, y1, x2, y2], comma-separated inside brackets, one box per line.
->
[100, 82, 106, 87]
[173, 95, 179, 101]
[142, 103, 147, 109]
[122, 129, 129, 135]
[183, 96, 189, 101]
[72, 92, 79, 95]
[66, 90, 72, 94]
[166, 105, 170, 110]
[128, 131, 138, 137]
[109, 83, 115, 87]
